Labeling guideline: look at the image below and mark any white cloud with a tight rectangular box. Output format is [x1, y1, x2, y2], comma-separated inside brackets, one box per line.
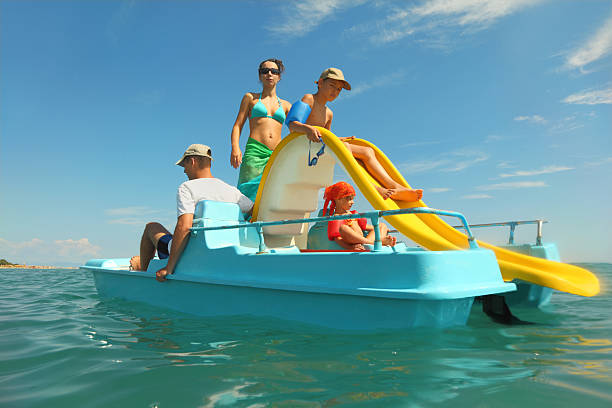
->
[429, 187, 451, 193]
[400, 141, 442, 148]
[499, 165, 574, 178]
[108, 218, 149, 226]
[268, 0, 366, 39]
[106, 0, 137, 42]
[400, 158, 451, 173]
[565, 14, 612, 72]
[0, 237, 101, 266]
[443, 150, 489, 172]
[462, 194, 492, 199]
[271, 0, 545, 46]
[548, 111, 599, 134]
[347, 0, 546, 46]
[562, 86, 612, 105]
[105, 206, 172, 226]
[400, 150, 488, 173]
[548, 120, 584, 134]
[476, 181, 548, 190]
[340, 70, 406, 99]
[105, 206, 160, 216]
[485, 134, 505, 143]
[512, 111, 595, 134]
[585, 157, 612, 167]
[54, 239, 101, 257]
[0, 238, 44, 252]
[514, 114, 547, 124]
[410, 0, 542, 27]
[497, 161, 515, 169]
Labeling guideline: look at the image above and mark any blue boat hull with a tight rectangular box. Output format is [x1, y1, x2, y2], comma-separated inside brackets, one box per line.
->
[502, 243, 559, 307]
[82, 201, 515, 330]
[91, 268, 475, 330]
[84, 247, 513, 330]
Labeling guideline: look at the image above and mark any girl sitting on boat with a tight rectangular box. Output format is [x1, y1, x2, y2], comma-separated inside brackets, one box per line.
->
[323, 181, 396, 251]
[230, 58, 292, 202]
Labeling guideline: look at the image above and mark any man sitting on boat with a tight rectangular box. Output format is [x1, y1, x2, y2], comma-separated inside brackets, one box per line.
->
[129, 144, 253, 281]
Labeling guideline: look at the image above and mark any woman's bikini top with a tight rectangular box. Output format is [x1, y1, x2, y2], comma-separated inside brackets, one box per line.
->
[251, 94, 285, 124]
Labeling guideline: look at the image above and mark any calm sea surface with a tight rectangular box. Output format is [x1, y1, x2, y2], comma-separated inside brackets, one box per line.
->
[1, 264, 611, 407]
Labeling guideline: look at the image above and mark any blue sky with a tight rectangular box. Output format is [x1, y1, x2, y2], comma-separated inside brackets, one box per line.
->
[1, 0, 610, 266]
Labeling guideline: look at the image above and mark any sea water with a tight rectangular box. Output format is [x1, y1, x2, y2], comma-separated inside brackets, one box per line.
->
[1, 264, 611, 408]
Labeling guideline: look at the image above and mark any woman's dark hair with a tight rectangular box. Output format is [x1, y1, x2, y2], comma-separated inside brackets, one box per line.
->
[259, 58, 285, 75]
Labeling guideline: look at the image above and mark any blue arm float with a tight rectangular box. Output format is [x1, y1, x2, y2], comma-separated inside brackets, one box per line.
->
[285, 100, 311, 128]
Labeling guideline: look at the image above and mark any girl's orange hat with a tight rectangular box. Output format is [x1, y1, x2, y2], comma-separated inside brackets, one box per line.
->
[323, 181, 355, 216]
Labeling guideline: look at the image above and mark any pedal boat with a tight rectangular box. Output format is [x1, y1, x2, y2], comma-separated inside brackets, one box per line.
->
[455, 219, 559, 308]
[82, 200, 515, 330]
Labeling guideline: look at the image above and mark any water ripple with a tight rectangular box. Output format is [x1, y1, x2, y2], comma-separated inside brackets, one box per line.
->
[1, 266, 611, 407]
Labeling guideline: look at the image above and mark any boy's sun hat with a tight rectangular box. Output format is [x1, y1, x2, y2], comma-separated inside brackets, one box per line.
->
[318, 67, 351, 90]
[176, 144, 213, 165]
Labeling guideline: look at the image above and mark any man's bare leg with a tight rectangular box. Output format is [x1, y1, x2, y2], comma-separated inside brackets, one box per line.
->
[131, 222, 171, 271]
[129, 256, 141, 271]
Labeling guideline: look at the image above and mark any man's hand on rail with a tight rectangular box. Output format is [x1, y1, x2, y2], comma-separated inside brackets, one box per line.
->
[156, 266, 171, 282]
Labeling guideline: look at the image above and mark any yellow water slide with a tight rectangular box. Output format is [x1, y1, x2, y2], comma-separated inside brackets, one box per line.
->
[252, 128, 600, 297]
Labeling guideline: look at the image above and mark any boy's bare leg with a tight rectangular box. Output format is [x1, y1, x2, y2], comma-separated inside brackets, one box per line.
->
[374, 185, 394, 200]
[390, 188, 423, 202]
[345, 143, 423, 202]
[133, 222, 171, 272]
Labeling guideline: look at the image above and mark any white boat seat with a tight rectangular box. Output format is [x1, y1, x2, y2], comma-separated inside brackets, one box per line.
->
[193, 200, 259, 249]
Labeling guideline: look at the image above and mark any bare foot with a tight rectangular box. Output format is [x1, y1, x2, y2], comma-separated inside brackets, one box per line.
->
[374, 185, 395, 200]
[390, 188, 423, 202]
[351, 243, 367, 251]
[129, 256, 141, 271]
[382, 235, 396, 247]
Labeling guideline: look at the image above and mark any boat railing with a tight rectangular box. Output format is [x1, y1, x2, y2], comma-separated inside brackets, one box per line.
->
[191, 207, 479, 253]
[452, 219, 548, 246]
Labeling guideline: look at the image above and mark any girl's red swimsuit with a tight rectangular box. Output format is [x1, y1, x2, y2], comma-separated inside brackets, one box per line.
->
[327, 210, 367, 241]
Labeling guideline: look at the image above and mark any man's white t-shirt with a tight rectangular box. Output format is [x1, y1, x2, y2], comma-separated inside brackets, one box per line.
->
[176, 177, 253, 218]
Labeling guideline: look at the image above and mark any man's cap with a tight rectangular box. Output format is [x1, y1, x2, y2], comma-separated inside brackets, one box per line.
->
[175, 144, 213, 166]
[318, 67, 351, 90]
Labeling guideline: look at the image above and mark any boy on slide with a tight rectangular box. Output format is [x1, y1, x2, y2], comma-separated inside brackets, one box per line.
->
[323, 181, 396, 251]
[286, 67, 423, 202]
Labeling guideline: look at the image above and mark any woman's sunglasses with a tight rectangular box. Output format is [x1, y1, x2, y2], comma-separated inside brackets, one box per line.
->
[259, 67, 281, 75]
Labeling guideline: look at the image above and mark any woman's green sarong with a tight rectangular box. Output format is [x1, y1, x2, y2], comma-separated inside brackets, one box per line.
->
[237, 138, 273, 203]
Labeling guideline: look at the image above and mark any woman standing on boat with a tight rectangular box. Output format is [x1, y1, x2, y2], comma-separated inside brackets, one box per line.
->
[230, 58, 291, 202]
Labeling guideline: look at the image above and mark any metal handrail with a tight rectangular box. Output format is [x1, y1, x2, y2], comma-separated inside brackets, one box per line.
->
[191, 207, 479, 253]
[452, 219, 548, 245]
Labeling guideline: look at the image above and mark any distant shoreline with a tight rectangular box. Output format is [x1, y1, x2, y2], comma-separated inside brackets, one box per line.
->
[0, 265, 78, 270]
